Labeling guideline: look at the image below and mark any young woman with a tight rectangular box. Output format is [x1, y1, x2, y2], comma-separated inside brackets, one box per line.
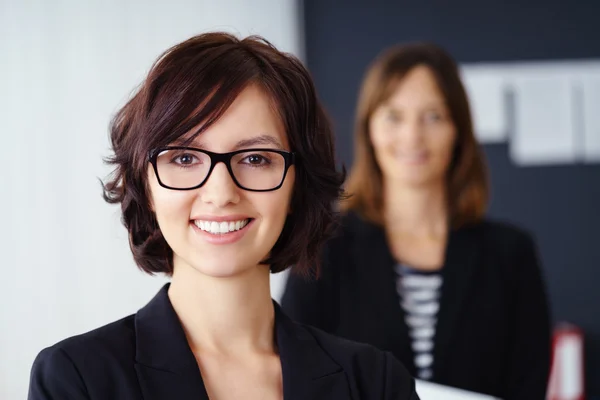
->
[28, 33, 418, 400]
[282, 42, 551, 399]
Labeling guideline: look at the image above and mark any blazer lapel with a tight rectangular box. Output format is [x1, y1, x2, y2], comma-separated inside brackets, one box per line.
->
[135, 366, 208, 400]
[134, 285, 357, 399]
[353, 218, 414, 374]
[134, 284, 209, 400]
[433, 224, 482, 379]
[275, 304, 351, 399]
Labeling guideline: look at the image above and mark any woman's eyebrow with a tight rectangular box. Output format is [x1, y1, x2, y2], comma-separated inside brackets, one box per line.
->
[171, 134, 285, 150]
[233, 134, 284, 150]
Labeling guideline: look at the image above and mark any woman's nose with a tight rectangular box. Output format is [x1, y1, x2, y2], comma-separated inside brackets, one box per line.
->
[198, 162, 241, 207]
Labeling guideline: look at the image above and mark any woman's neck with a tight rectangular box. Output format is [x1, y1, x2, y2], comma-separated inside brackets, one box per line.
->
[168, 261, 276, 356]
[383, 180, 449, 238]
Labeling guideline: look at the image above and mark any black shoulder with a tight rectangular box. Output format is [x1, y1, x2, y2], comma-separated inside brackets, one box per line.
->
[476, 218, 536, 250]
[43, 314, 136, 362]
[474, 219, 544, 285]
[29, 345, 89, 399]
[29, 315, 136, 399]
[327, 210, 379, 249]
[337, 210, 373, 233]
[303, 325, 418, 399]
[328, 211, 358, 242]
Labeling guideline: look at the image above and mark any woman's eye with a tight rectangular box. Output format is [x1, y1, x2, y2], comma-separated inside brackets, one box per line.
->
[385, 112, 401, 123]
[245, 154, 268, 165]
[173, 153, 197, 165]
[424, 112, 443, 123]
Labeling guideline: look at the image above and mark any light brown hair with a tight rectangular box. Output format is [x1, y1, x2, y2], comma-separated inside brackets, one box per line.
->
[342, 42, 489, 228]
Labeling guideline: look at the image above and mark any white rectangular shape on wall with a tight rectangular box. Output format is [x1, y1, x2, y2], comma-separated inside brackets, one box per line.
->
[510, 75, 577, 166]
[461, 67, 508, 143]
[582, 76, 600, 162]
[460, 60, 600, 166]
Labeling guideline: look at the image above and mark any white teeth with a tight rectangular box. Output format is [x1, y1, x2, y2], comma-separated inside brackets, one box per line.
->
[219, 222, 228, 233]
[194, 219, 250, 235]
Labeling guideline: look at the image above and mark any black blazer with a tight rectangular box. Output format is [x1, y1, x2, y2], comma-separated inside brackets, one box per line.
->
[282, 211, 551, 400]
[29, 283, 419, 400]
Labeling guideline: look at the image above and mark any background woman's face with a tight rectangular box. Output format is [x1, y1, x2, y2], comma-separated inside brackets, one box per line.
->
[369, 65, 457, 188]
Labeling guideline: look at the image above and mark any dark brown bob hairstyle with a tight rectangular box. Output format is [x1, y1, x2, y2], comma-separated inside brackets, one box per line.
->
[103, 32, 345, 276]
[342, 42, 489, 228]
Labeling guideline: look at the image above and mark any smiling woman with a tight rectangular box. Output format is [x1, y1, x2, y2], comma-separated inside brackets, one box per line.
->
[102, 33, 342, 277]
[27, 33, 419, 400]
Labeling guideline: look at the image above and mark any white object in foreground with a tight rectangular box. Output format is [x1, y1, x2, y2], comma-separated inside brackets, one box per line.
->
[415, 380, 501, 400]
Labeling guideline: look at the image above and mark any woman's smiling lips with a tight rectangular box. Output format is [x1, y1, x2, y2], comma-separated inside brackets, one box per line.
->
[190, 215, 254, 244]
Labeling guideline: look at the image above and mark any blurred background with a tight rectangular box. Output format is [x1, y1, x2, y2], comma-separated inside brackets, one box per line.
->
[1, 0, 598, 398]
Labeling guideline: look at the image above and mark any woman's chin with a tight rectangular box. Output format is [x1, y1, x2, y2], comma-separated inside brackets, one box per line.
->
[171, 247, 271, 280]
[192, 263, 252, 278]
[390, 173, 443, 188]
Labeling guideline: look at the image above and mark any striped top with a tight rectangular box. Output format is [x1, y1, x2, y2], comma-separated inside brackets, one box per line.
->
[395, 264, 443, 381]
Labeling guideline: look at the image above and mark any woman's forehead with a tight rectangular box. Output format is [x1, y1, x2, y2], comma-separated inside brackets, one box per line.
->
[168, 86, 289, 151]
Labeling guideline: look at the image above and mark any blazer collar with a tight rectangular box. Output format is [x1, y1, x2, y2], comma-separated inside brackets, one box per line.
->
[352, 216, 415, 372]
[433, 224, 482, 378]
[134, 283, 347, 400]
[134, 283, 208, 399]
[348, 212, 482, 379]
[275, 302, 348, 399]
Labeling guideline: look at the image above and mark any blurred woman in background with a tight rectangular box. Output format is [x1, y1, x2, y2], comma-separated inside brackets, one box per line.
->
[282, 42, 551, 399]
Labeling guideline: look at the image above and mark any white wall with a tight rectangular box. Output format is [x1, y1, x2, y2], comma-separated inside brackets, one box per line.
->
[0, 1, 299, 397]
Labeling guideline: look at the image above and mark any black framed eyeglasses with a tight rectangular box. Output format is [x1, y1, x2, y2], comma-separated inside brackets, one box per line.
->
[148, 147, 296, 192]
